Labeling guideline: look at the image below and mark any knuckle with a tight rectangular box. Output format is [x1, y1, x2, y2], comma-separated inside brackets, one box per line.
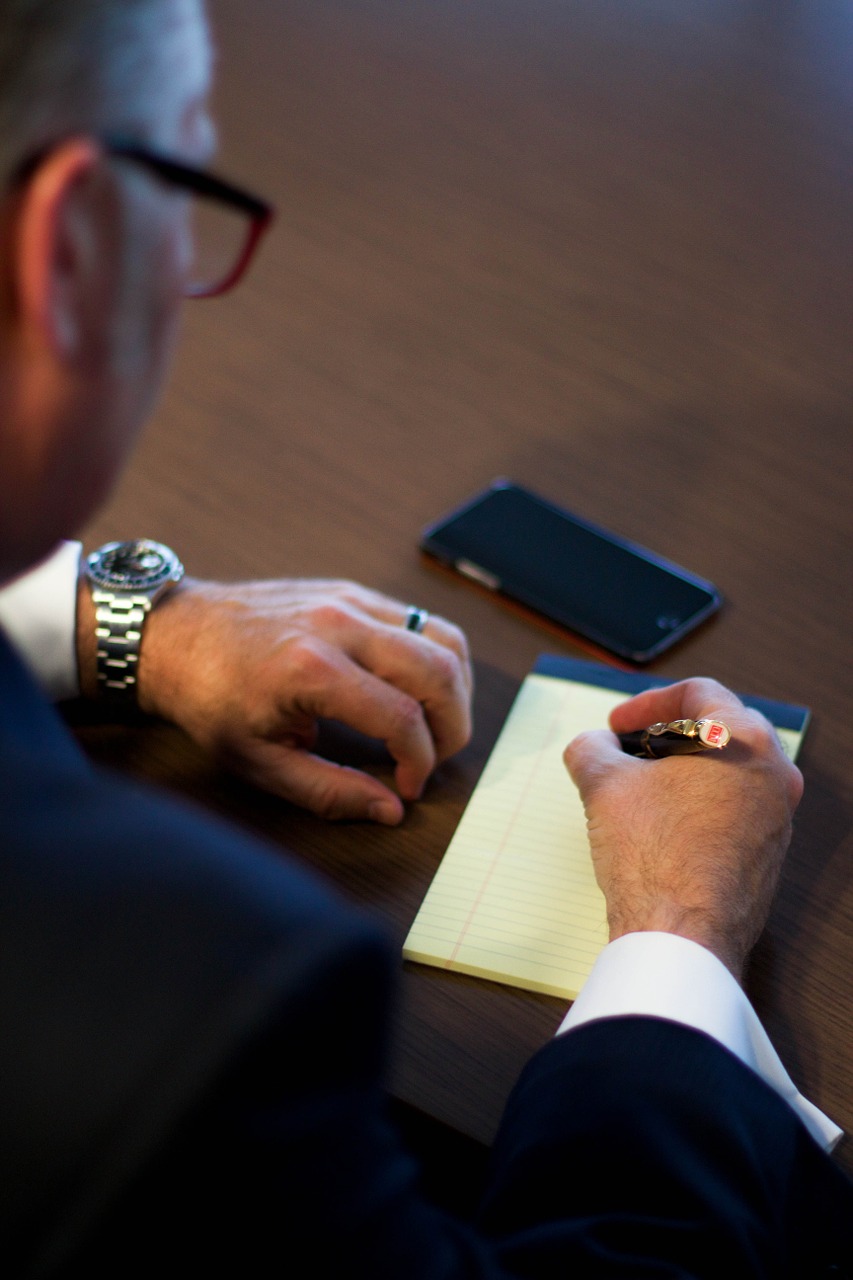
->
[384, 695, 431, 762]
[339, 579, 363, 600]
[701, 677, 730, 695]
[691, 675, 729, 696]
[287, 636, 335, 685]
[328, 579, 368, 609]
[441, 620, 470, 659]
[740, 707, 782, 750]
[432, 622, 470, 669]
[308, 601, 354, 632]
[302, 770, 359, 822]
[311, 786, 349, 821]
[788, 764, 805, 806]
[428, 645, 464, 691]
[563, 732, 592, 773]
[686, 675, 736, 710]
[391, 694, 426, 740]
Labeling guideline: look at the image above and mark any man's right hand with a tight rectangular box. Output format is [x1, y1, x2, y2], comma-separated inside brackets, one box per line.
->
[563, 678, 804, 982]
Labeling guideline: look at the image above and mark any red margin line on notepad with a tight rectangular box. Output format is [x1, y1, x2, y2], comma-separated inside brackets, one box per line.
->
[446, 688, 572, 967]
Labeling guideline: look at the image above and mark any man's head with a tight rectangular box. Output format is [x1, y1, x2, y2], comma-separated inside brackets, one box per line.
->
[0, 0, 213, 582]
[0, 0, 214, 188]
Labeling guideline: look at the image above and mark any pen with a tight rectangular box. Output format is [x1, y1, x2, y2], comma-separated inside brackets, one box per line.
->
[618, 718, 732, 759]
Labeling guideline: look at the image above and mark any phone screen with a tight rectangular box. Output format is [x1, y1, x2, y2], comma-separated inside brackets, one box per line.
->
[420, 481, 721, 662]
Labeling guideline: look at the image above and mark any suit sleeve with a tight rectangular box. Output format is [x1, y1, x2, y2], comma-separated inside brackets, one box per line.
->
[479, 1016, 853, 1278]
[558, 932, 843, 1150]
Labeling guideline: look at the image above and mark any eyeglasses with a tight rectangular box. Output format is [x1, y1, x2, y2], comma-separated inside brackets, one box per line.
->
[103, 138, 274, 298]
[10, 136, 274, 299]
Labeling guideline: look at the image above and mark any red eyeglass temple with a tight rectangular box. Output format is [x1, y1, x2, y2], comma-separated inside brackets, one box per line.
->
[185, 207, 274, 300]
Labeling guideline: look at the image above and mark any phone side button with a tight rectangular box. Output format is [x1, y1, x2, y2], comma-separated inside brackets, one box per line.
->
[456, 560, 501, 591]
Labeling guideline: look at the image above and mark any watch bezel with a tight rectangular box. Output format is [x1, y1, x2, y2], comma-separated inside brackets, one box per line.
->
[86, 540, 184, 596]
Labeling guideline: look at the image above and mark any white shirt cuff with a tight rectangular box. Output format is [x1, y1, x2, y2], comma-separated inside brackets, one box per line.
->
[0, 541, 82, 700]
[557, 932, 843, 1153]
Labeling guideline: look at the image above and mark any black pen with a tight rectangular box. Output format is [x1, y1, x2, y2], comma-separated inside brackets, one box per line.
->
[618, 718, 731, 759]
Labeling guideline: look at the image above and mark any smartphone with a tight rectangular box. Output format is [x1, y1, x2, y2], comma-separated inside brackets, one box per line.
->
[420, 480, 721, 663]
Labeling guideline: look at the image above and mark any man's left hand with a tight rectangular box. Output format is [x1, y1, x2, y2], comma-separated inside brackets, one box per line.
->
[80, 577, 472, 824]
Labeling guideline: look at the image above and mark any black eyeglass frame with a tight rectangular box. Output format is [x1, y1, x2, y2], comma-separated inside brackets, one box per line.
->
[11, 135, 275, 298]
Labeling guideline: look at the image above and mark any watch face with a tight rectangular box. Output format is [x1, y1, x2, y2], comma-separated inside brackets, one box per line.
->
[87, 540, 183, 593]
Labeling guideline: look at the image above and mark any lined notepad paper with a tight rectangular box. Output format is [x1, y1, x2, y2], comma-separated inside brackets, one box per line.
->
[403, 657, 808, 1001]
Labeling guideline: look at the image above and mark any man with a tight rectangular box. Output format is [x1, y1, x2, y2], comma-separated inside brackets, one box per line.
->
[1, 2, 851, 1276]
[0, 0, 471, 829]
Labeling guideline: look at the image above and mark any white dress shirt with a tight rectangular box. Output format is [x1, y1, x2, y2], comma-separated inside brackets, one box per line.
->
[0, 540, 82, 700]
[559, 932, 842, 1151]
[0, 541, 843, 1152]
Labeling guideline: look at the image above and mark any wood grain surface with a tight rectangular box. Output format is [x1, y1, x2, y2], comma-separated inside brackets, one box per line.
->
[78, 0, 853, 1169]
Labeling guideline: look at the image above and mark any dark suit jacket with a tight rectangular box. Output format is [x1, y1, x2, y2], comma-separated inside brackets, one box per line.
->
[1, 629, 851, 1278]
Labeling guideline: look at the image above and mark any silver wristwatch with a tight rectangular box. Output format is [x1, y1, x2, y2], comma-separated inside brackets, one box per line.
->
[85, 540, 184, 701]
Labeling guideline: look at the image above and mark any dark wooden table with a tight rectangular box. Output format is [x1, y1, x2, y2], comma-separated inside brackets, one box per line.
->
[80, 0, 853, 1173]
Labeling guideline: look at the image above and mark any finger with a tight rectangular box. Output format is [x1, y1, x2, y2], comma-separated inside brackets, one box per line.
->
[563, 727, 632, 798]
[287, 585, 474, 713]
[231, 737, 406, 825]
[399, 614, 474, 706]
[607, 678, 804, 806]
[354, 625, 473, 764]
[299, 599, 472, 763]
[608, 677, 791, 756]
[420, 616, 474, 700]
[608, 678, 750, 735]
[332, 585, 474, 700]
[285, 640, 439, 801]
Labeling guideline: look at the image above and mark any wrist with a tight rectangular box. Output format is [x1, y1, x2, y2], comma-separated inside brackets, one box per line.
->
[607, 907, 748, 984]
[133, 577, 200, 720]
[78, 540, 185, 707]
[134, 577, 239, 722]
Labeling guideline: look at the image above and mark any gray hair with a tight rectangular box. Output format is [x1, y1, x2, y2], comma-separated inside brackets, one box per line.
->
[0, 0, 202, 188]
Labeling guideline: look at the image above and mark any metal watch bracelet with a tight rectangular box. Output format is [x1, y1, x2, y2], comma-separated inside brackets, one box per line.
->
[92, 591, 154, 700]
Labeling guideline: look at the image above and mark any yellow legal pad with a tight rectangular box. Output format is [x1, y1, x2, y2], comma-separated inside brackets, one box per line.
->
[403, 656, 808, 1001]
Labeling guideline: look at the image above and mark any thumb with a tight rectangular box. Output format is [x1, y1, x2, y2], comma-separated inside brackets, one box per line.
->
[563, 727, 629, 799]
[227, 738, 406, 826]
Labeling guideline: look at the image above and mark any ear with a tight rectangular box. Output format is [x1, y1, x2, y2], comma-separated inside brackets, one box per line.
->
[14, 138, 107, 360]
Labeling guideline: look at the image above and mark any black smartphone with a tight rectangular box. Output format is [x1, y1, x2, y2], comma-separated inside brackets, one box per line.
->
[420, 480, 721, 663]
